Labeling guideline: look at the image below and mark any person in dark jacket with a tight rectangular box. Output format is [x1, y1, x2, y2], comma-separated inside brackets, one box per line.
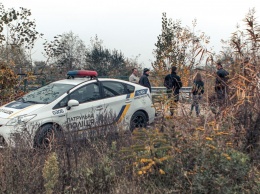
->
[139, 68, 151, 93]
[190, 73, 204, 117]
[215, 61, 229, 102]
[164, 66, 182, 116]
[164, 66, 182, 102]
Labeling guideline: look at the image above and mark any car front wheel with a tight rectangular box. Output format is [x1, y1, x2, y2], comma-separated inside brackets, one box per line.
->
[34, 124, 63, 148]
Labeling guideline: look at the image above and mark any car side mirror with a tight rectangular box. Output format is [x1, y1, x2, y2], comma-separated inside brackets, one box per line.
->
[67, 99, 79, 110]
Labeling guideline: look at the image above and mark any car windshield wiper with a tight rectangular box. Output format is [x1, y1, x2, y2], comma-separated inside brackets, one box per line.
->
[23, 100, 41, 104]
[16, 97, 25, 102]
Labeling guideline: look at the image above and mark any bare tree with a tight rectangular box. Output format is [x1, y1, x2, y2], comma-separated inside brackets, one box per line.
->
[0, 3, 42, 70]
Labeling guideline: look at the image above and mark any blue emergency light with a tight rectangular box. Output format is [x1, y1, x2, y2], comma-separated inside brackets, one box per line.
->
[67, 70, 98, 79]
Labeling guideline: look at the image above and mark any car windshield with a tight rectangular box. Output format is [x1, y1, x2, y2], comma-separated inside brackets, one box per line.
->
[17, 83, 74, 104]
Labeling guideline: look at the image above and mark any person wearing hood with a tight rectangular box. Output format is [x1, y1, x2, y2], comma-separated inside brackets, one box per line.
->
[164, 66, 182, 101]
[164, 66, 182, 116]
[139, 68, 151, 93]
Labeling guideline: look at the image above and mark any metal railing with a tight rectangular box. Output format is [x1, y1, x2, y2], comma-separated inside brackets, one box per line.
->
[151, 87, 192, 93]
[151, 86, 192, 101]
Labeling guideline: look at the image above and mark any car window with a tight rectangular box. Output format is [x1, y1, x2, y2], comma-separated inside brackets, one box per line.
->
[126, 84, 135, 94]
[102, 81, 126, 98]
[53, 83, 100, 109]
[70, 83, 101, 103]
[53, 96, 69, 109]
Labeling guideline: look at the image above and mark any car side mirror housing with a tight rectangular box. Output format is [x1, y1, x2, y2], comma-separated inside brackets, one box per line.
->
[67, 99, 79, 110]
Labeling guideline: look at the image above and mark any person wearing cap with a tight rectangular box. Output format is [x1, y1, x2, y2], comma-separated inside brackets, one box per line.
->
[129, 68, 139, 84]
[139, 68, 151, 93]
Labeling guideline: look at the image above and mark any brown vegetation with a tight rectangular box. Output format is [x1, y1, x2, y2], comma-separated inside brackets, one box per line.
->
[0, 5, 260, 194]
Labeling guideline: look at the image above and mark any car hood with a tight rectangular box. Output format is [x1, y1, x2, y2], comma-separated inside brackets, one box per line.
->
[0, 101, 46, 119]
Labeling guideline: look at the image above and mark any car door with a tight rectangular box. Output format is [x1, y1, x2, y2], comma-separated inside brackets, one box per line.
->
[101, 81, 135, 126]
[65, 82, 104, 136]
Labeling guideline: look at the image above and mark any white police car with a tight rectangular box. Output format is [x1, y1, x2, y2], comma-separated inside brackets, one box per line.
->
[0, 70, 155, 147]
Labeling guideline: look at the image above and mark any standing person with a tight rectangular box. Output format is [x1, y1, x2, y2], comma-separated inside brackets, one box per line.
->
[129, 68, 139, 84]
[164, 66, 182, 115]
[215, 61, 229, 103]
[190, 73, 204, 117]
[139, 68, 151, 93]
[164, 66, 182, 102]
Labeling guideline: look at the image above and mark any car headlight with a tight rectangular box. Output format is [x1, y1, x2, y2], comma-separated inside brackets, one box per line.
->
[6, 114, 37, 126]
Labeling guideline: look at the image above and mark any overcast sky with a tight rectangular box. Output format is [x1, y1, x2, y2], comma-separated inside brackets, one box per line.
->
[2, 0, 260, 67]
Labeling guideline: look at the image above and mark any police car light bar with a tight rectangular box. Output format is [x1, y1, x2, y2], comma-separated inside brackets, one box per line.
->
[67, 70, 98, 79]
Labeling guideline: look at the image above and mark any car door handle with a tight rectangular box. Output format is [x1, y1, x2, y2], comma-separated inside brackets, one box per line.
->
[125, 99, 132, 103]
[96, 106, 103, 110]
[59, 114, 65, 117]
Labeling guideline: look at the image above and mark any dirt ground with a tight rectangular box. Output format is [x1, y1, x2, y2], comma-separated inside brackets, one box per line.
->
[154, 98, 216, 120]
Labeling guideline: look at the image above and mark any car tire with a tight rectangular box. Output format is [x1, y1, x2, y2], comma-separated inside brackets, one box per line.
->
[34, 124, 63, 148]
[130, 111, 148, 132]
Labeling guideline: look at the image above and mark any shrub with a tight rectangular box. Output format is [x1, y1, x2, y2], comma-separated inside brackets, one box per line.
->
[42, 152, 59, 194]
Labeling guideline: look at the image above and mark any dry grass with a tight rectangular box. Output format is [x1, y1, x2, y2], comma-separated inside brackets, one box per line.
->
[0, 8, 260, 194]
[0, 92, 259, 193]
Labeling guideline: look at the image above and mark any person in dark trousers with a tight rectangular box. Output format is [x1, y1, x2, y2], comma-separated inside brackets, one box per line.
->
[164, 66, 182, 115]
[190, 73, 204, 117]
[215, 61, 229, 103]
[164, 66, 182, 102]
[139, 68, 151, 93]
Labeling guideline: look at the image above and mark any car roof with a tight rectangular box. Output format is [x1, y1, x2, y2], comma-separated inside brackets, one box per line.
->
[53, 78, 90, 85]
[52, 78, 141, 87]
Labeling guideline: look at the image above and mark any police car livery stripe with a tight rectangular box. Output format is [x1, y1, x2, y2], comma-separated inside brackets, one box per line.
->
[117, 104, 131, 123]
[130, 92, 135, 98]
[8, 105, 37, 118]
[116, 105, 126, 122]
[116, 89, 148, 123]
[6, 101, 33, 109]
[126, 92, 135, 99]
[134, 89, 148, 97]
[116, 92, 135, 123]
